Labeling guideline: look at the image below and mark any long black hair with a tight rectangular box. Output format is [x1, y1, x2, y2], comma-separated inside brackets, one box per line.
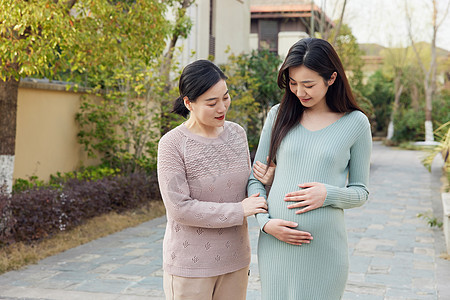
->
[172, 60, 227, 118]
[268, 38, 364, 164]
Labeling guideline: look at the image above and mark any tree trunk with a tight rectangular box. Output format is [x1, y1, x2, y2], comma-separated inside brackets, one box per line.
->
[404, 0, 447, 143]
[0, 77, 19, 194]
[424, 0, 438, 143]
[387, 81, 403, 141]
[410, 84, 420, 111]
[424, 82, 434, 142]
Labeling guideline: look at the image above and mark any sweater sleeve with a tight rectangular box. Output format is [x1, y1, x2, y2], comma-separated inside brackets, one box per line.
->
[157, 131, 245, 228]
[323, 114, 372, 209]
[247, 105, 279, 231]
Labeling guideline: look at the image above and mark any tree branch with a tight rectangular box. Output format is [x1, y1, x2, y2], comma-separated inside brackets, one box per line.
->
[404, 1, 427, 75]
[331, 0, 347, 46]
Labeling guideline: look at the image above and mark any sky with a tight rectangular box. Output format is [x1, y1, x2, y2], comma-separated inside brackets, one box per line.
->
[321, 0, 450, 51]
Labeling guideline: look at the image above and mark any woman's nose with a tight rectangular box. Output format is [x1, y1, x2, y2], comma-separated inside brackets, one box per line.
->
[217, 101, 226, 112]
[296, 87, 305, 97]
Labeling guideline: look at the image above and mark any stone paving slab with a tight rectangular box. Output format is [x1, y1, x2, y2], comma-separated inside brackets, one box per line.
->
[0, 142, 449, 300]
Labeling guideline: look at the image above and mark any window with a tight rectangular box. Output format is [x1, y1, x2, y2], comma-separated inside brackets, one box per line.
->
[259, 20, 278, 53]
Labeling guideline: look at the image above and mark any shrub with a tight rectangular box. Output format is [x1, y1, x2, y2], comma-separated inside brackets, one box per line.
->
[12, 166, 121, 193]
[49, 165, 121, 185]
[0, 187, 15, 247]
[220, 49, 282, 156]
[8, 188, 64, 242]
[392, 108, 425, 142]
[392, 95, 450, 143]
[13, 176, 46, 193]
[421, 121, 450, 172]
[363, 70, 394, 134]
[1, 172, 160, 246]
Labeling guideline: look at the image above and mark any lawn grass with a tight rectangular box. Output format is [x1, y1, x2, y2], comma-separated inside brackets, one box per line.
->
[0, 200, 166, 275]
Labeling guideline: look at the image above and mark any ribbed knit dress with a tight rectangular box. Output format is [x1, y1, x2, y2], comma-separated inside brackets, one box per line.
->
[248, 104, 372, 300]
[157, 121, 252, 278]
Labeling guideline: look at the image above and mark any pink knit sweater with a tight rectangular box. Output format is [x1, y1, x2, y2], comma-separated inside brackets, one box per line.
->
[157, 121, 252, 277]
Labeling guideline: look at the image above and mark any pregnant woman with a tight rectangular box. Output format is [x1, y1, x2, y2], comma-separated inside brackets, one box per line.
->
[249, 38, 372, 299]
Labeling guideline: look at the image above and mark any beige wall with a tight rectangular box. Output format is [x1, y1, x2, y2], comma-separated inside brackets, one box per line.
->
[14, 82, 97, 181]
[179, 1, 210, 66]
[278, 31, 309, 58]
[214, 0, 250, 64]
[179, 0, 250, 65]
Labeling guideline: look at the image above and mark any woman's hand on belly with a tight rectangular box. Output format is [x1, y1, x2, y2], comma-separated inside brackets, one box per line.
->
[284, 182, 327, 214]
[262, 219, 313, 246]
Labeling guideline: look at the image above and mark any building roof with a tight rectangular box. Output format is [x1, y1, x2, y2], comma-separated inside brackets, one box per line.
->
[251, 0, 312, 5]
[250, 1, 333, 27]
[251, 4, 320, 14]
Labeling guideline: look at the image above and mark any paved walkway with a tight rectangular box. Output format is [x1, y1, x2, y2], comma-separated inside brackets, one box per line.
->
[0, 142, 449, 300]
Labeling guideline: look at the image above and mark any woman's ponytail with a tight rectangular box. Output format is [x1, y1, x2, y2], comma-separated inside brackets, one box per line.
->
[172, 96, 190, 118]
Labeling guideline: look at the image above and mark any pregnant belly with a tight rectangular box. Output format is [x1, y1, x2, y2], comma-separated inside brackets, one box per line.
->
[267, 193, 346, 236]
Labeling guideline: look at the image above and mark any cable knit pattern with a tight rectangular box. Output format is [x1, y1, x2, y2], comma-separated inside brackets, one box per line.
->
[158, 121, 252, 278]
[248, 104, 372, 300]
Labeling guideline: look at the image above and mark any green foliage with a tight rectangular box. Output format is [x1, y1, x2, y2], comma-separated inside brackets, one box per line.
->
[12, 176, 46, 193]
[0, 0, 170, 82]
[69, 0, 170, 86]
[433, 90, 450, 127]
[49, 166, 121, 183]
[392, 108, 425, 142]
[221, 49, 282, 154]
[247, 49, 283, 120]
[220, 52, 260, 152]
[327, 23, 374, 125]
[363, 70, 394, 133]
[76, 61, 170, 173]
[1, 1, 175, 174]
[417, 211, 443, 229]
[352, 89, 375, 126]
[0, 0, 74, 80]
[421, 121, 450, 172]
[391, 93, 450, 143]
[329, 24, 365, 90]
[66, 1, 186, 173]
[168, 0, 194, 39]
[12, 166, 121, 193]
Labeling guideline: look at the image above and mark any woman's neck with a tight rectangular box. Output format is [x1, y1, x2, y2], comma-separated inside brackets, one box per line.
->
[185, 118, 224, 138]
[301, 107, 345, 131]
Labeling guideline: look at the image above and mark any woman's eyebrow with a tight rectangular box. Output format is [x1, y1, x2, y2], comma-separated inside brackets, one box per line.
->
[206, 90, 229, 101]
[289, 76, 314, 83]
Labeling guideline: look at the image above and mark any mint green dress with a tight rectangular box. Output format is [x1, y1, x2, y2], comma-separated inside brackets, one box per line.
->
[248, 104, 372, 300]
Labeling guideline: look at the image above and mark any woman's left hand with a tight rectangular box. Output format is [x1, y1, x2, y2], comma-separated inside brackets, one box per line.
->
[284, 182, 327, 214]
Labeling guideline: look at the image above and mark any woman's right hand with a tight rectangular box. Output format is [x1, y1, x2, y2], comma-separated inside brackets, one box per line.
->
[253, 157, 276, 186]
[242, 193, 267, 217]
[262, 219, 313, 246]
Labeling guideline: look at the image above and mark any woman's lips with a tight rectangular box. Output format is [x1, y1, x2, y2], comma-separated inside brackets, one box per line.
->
[215, 116, 225, 120]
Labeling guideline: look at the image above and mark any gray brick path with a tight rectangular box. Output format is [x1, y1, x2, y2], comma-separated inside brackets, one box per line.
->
[0, 142, 449, 299]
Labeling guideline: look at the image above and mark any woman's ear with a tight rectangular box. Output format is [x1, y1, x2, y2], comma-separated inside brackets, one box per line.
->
[183, 96, 192, 111]
[328, 72, 337, 86]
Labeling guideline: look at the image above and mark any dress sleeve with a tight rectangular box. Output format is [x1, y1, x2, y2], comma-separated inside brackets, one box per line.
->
[157, 133, 245, 228]
[323, 115, 372, 209]
[247, 105, 279, 231]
